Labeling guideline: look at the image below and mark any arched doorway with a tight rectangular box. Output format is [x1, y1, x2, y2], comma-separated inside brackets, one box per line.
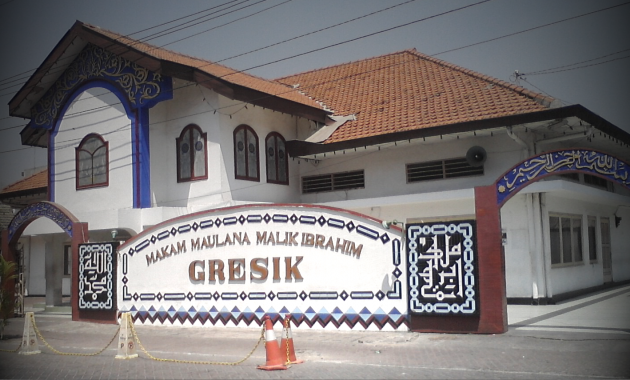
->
[1, 201, 88, 321]
[474, 149, 629, 333]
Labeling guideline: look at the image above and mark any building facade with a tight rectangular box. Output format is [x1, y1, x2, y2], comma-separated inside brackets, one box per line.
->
[2, 21, 629, 332]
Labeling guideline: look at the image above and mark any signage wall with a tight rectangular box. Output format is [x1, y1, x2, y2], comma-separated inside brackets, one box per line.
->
[117, 204, 406, 330]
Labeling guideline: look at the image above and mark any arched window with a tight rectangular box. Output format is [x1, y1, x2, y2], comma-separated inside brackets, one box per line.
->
[76, 134, 108, 189]
[233, 124, 259, 181]
[265, 132, 288, 185]
[176, 124, 208, 182]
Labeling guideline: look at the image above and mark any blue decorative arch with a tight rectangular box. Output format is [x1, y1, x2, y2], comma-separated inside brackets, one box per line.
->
[29, 44, 172, 208]
[30, 44, 171, 130]
[7, 201, 79, 242]
[496, 149, 630, 206]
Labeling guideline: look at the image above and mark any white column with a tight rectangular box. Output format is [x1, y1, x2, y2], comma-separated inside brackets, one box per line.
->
[44, 235, 63, 306]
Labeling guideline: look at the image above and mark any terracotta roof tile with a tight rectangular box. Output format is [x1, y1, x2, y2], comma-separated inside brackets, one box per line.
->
[0, 169, 47, 195]
[276, 49, 555, 143]
[82, 23, 322, 110]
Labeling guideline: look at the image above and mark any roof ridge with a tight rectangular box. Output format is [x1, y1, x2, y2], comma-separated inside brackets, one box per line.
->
[405, 49, 556, 107]
[274, 49, 414, 82]
[276, 47, 555, 107]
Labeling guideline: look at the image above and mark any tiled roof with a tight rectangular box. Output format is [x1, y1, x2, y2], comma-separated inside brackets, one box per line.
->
[276, 49, 556, 144]
[81, 23, 322, 110]
[0, 169, 47, 196]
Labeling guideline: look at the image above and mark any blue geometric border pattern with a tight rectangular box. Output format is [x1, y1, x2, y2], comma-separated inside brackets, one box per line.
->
[496, 149, 630, 205]
[122, 211, 403, 303]
[30, 43, 172, 130]
[8, 202, 74, 241]
[79, 242, 115, 310]
[121, 304, 408, 330]
[407, 221, 478, 315]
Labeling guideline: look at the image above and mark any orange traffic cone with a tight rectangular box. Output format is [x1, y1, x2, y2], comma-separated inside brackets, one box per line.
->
[280, 314, 304, 364]
[257, 315, 289, 371]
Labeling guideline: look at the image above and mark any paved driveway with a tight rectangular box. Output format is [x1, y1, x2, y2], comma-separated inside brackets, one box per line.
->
[1, 284, 629, 379]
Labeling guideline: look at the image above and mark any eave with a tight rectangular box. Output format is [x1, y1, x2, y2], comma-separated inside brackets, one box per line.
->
[286, 105, 630, 158]
[10, 21, 328, 147]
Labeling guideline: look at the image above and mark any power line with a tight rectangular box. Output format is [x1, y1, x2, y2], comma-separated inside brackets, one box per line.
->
[232, 0, 493, 74]
[0, 0, 440, 129]
[0, 0, 472, 96]
[524, 48, 630, 75]
[3, 0, 625, 143]
[0, 0, 252, 87]
[214, 0, 419, 64]
[0, 50, 437, 155]
[432, 1, 630, 57]
[525, 54, 630, 76]
[138, 0, 268, 45]
[159, 0, 292, 48]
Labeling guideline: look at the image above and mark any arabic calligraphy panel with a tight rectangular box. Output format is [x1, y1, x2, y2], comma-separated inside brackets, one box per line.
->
[407, 221, 478, 315]
[496, 150, 630, 205]
[79, 242, 117, 310]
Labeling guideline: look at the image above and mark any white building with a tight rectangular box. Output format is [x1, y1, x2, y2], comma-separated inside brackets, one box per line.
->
[2, 21, 629, 333]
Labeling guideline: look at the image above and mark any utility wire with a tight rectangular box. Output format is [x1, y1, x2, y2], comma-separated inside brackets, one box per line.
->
[0, 0, 434, 127]
[227, 0, 493, 74]
[215, 0, 418, 64]
[525, 54, 630, 76]
[432, 1, 630, 57]
[0, 0, 251, 86]
[160, 0, 292, 48]
[133, 0, 266, 44]
[524, 48, 630, 75]
[0, 51, 447, 154]
[0, 0, 409, 93]
[4, 0, 624, 141]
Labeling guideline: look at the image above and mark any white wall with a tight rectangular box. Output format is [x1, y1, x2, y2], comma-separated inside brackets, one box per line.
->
[21, 234, 69, 297]
[610, 206, 630, 282]
[53, 87, 133, 216]
[501, 194, 535, 298]
[299, 134, 522, 204]
[19, 236, 45, 296]
[543, 193, 621, 296]
[149, 81, 309, 208]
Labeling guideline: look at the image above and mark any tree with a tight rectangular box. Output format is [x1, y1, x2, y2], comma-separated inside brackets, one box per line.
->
[0, 255, 17, 340]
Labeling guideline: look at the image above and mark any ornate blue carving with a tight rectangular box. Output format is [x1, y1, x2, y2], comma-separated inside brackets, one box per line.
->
[497, 150, 630, 205]
[8, 202, 74, 241]
[29, 44, 172, 131]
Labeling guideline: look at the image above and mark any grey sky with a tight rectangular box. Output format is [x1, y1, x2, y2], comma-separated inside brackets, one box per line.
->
[1, 0, 628, 189]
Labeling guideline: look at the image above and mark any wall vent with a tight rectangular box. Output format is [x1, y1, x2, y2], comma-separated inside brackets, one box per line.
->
[407, 158, 483, 183]
[302, 170, 365, 194]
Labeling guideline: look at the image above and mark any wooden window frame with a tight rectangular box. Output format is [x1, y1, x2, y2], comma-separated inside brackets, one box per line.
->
[176, 124, 208, 183]
[75, 133, 109, 190]
[233, 124, 260, 182]
[265, 132, 289, 185]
